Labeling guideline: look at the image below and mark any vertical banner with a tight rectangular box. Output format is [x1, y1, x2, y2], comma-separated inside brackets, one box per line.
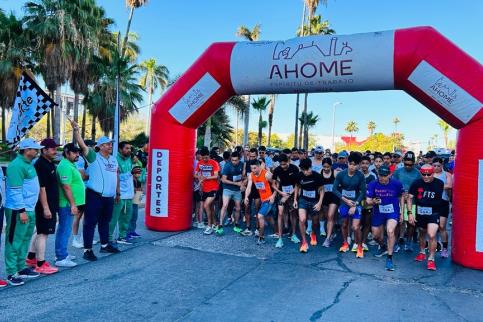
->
[150, 149, 169, 217]
[477, 160, 483, 252]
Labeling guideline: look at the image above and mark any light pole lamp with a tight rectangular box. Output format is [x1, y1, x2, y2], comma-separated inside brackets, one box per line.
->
[331, 102, 342, 151]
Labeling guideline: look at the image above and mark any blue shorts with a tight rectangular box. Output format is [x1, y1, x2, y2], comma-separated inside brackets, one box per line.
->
[258, 201, 273, 217]
[298, 198, 319, 216]
[223, 189, 242, 202]
[371, 212, 399, 227]
[339, 204, 362, 220]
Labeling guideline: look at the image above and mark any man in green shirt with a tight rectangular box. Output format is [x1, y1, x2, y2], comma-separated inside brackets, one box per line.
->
[4, 138, 43, 286]
[55, 143, 85, 267]
[109, 141, 134, 244]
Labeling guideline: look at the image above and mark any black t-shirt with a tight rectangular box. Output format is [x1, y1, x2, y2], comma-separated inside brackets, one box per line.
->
[409, 178, 444, 215]
[321, 171, 336, 196]
[296, 171, 324, 201]
[34, 156, 59, 213]
[272, 164, 299, 188]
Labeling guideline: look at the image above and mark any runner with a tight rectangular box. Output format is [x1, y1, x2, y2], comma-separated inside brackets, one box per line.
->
[433, 157, 453, 258]
[217, 151, 244, 235]
[407, 164, 444, 271]
[193, 150, 204, 228]
[366, 165, 404, 271]
[293, 158, 324, 253]
[290, 148, 300, 167]
[393, 151, 421, 251]
[244, 160, 276, 245]
[332, 151, 348, 175]
[382, 152, 392, 167]
[321, 157, 338, 247]
[241, 148, 260, 236]
[371, 154, 384, 177]
[333, 152, 366, 258]
[194, 147, 220, 235]
[272, 153, 300, 248]
[307, 146, 324, 236]
[360, 155, 377, 252]
[258, 146, 274, 170]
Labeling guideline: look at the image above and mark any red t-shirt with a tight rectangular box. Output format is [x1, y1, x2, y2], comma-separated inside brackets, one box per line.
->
[195, 159, 220, 192]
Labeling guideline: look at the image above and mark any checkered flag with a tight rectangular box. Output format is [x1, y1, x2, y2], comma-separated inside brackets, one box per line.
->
[6, 72, 57, 147]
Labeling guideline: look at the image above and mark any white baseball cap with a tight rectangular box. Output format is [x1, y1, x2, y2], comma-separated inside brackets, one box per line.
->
[18, 138, 44, 150]
[314, 145, 324, 153]
[96, 136, 114, 147]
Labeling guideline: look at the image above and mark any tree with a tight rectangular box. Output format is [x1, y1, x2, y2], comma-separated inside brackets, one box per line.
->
[236, 24, 261, 146]
[357, 132, 405, 153]
[139, 58, 169, 133]
[267, 94, 277, 146]
[393, 117, 400, 133]
[437, 119, 451, 149]
[345, 121, 359, 150]
[251, 96, 271, 146]
[122, 0, 148, 59]
[367, 121, 376, 136]
[299, 111, 319, 147]
[197, 107, 233, 149]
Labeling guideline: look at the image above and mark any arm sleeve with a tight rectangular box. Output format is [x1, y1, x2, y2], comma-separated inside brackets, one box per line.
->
[7, 166, 26, 209]
[332, 172, 343, 199]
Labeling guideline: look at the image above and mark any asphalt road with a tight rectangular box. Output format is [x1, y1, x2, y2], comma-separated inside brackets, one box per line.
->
[1, 209, 482, 322]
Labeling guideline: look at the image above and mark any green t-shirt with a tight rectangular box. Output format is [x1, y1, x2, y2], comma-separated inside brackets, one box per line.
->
[57, 158, 86, 207]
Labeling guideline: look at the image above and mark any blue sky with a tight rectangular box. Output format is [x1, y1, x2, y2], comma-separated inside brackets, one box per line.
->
[2, 0, 482, 147]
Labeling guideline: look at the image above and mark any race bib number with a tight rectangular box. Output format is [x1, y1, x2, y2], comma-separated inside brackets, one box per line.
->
[324, 184, 333, 192]
[303, 190, 316, 199]
[202, 171, 212, 177]
[417, 206, 433, 215]
[379, 204, 395, 214]
[255, 182, 265, 190]
[232, 174, 242, 182]
[342, 190, 356, 198]
[282, 185, 294, 194]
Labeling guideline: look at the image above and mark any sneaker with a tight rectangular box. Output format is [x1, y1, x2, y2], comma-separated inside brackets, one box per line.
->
[83, 249, 97, 261]
[256, 237, 266, 245]
[368, 239, 378, 246]
[100, 244, 121, 254]
[441, 248, 449, 258]
[427, 259, 437, 271]
[233, 226, 242, 234]
[0, 279, 8, 288]
[241, 228, 253, 237]
[255, 229, 260, 237]
[356, 246, 364, 258]
[7, 275, 24, 286]
[339, 242, 350, 253]
[203, 226, 214, 235]
[130, 231, 142, 238]
[215, 227, 224, 236]
[67, 255, 77, 261]
[394, 244, 401, 253]
[310, 232, 317, 246]
[351, 243, 358, 252]
[72, 236, 84, 249]
[300, 242, 309, 253]
[322, 238, 331, 248]
[25, 258, 37, 267]
[196, 222, 205, 229]
[386, 258, 395, 271]
[320, 227, 327, 237]
[18, 267, 40, 279]
[55, 258, 78, 268]
[375, 245, 388, 258]
[117, 237, 133, 245]
[268, 233, 279, 239]
[362, 243, 369, 251]
[35, 262, 58, 275]
[275, 238, 284, 248]
[290, 234, 301, 244]
[329, 233, 337, 242]
[415, 252, 426, 262]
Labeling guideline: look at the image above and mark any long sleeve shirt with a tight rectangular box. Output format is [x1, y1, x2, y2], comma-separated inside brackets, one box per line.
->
[332, 169, 366, 204]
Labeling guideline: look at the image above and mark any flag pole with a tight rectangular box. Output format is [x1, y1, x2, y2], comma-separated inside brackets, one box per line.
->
[112, 32, 121, 155]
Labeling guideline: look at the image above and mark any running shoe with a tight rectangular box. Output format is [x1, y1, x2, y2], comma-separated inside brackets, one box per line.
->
[362, 243, 369, 251]
[215, 227, 224, 236]
[203, 226, 214, 235]
[300, 242, 309, 253]
[25, 258, 37, 267]
[320, 226, 327, 237]
[241, 228, 253, 237]
[18, 267, 40, 279]
[256, 237, 266, 245]
[339, 242, 350, 253]
[100, 244, 121, 254]
[415, 252, 426, 262]
[233, 226, 242, 234]
[117, 237, 133, 245]
[130, 231, 142, 238]
[0, 279, 8, 288]
[441, 249, 449, 258]
[329, 233, 337, 242]
[196, 222, 205, 229]
[275, 238, 284, 248]
[268, 233, 279, 239]
[310, 232, 318, 246]
[427, 259, 437, 271]
[351, 243, 358, 252]
[290, 234, 301, 244]
[368, 239, 378, 246]
[386, 258, 395, 271]
[322, 238, 331, 248]
[356, 245, 364, 258]
[7, 275, 24, 286]
[375, 245, 388, 258]
[83, 249, 97, 261]
[72, 235, 84, 249]
[35, 262, 58, 275]
[394, 244, 401, 253]
[55, 258, 77, 268]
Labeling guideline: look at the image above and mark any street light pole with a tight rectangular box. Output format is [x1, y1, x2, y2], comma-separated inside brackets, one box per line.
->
[331, 102, 342, 151]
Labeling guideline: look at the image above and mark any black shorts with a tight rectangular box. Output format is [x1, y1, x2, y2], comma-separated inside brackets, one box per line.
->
[201, 190, 217, 201]
[416, 214, 440, 229]
[322, 192, 339, 207]
[35, 209, 57, 235]
[439, 200, 450, 218]
[277, 195, 295, 212]
[193, 190, 201, 202]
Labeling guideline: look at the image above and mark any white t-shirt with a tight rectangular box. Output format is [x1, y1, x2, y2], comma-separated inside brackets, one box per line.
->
[85, 151, 118, 197]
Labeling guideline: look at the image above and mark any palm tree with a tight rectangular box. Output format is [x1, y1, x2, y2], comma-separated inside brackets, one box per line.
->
[367, 121, 376, 136]
[198, 107, 234, 149]
[267, 94, 277, 146]
[299, 111, 319, 147]
[393, 117, 400, 134]
[251, 96, 271, 146]
[345, 121, 359, 150]
[437, 119, 451, 149]
[122, 0, 148, 59]
[236, 24, 261, 146]
[139, 58, 169, 134]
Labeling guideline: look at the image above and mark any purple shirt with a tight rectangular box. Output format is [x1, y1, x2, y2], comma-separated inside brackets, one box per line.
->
[367, 178, 404, 215]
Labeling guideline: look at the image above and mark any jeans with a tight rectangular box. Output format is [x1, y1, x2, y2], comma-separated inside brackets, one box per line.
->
[128, 204, 139, 234]
[55, 207, 74, 261]
[83, 189, 114, 249]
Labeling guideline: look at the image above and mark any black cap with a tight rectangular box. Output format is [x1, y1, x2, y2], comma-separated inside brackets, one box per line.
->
[63, 143, 81, 153]
[403, 151, 415, 162]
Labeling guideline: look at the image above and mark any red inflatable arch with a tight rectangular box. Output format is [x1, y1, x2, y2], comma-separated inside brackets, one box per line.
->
[146, 26, 483, 269]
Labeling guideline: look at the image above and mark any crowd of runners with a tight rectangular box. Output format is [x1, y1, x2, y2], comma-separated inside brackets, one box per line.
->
[0, 120, 148, 287]
[194, 145, 455, 272]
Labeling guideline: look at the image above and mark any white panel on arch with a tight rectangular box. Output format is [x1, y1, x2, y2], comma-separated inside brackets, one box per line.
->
[477, 160, 483, 252]
[408, 60, 481, 124]
[230, 30, 395, 95]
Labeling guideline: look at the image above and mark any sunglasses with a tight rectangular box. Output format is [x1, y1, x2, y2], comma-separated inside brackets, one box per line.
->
[421, 173, 433, 177]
